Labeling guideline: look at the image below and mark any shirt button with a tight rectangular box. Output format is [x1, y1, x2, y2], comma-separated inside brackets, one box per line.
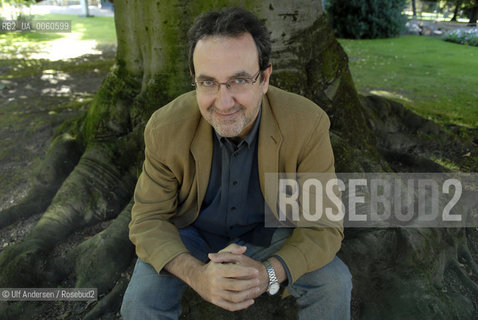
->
[231, 207, 236, 211]
[232, 181, 238, 186]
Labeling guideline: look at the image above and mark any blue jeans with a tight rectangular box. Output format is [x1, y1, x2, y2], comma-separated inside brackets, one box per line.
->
[121, 227, 352, 320]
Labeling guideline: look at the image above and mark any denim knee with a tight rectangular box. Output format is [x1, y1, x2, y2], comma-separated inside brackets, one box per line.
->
[121, 259, 186, 320]
[320, 256, 353, 296]
[292, 256, 351, 292]
[288, 256, 352, 320]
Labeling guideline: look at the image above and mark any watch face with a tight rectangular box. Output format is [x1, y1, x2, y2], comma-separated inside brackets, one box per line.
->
[269, 282, 280, 295]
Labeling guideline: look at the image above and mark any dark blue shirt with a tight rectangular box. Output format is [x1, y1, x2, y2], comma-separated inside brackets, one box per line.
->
[193, 108, 276, 252]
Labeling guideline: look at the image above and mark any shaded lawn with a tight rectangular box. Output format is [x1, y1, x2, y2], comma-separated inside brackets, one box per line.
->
[0, 13, 116, 47]
[38, 13, 116, 44]
[0, 13, 116, 79]
[339, 35, 478, 129]
[0, 13, 115, 58]
[0, 13, 116, 205]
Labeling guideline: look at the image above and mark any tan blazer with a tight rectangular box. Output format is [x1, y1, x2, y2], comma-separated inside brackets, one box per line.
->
[130, 86, 343, 283]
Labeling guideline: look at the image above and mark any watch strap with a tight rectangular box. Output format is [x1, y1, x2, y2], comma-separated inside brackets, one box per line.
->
[263, 260, 279, 290]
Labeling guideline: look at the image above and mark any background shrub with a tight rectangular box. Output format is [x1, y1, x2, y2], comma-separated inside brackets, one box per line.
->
[443, 28, 478, 47]
[326, 0, 408, 39]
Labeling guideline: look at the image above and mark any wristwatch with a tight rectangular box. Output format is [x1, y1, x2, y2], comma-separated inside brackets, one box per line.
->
[263, 260, 280, 295]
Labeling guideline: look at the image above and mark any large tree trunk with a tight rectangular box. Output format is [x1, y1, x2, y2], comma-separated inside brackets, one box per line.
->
[1, 0, 477, 319]
[469, 0, 478, 24]
[451, 0, 462, 21]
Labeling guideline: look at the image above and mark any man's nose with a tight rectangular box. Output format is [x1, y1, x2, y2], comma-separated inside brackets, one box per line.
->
[215, 85, 235, 110]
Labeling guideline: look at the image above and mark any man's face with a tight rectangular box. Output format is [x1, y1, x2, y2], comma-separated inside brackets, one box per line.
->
[193, 33, 272, 139]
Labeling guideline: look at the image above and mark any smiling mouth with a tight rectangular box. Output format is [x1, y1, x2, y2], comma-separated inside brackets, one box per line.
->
[213, 108, 242, 120]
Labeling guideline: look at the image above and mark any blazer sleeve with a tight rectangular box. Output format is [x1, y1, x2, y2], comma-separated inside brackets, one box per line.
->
[128, 119, 189, 274]
[274, 111, 344, 284]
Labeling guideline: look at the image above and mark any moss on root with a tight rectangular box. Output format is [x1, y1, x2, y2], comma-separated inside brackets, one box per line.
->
[0, 141, 136, 262]
[83, 277, 131, 320]
[60, 203, 134, 293]
[0, 133, 83, 229]
[341, 227, 477, 320]
[270, 14, 383, 170]
[360, 94, 478, 172]
[330, 133, 388, 173]
[83, 68, 141, 143]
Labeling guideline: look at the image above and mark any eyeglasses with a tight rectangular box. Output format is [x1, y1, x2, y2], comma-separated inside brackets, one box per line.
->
[192, 70, 261, 94]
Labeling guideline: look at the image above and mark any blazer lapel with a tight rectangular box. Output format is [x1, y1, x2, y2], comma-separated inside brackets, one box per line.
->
[190, 117, 213, 213]
[258, 92, 283, 214]
[190, 92, 282, 215]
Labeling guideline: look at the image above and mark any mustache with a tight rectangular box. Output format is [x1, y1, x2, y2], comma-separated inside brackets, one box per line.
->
[208, 105, 244, 115]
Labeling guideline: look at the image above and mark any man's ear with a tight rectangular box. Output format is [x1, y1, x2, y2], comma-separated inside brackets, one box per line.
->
[262, 64, 273, 94]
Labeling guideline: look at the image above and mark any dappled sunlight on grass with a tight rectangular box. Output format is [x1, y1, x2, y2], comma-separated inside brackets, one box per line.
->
[39, 69, 73, 97]
[0, 13, 115, 61]
[430, 155, 461, 171]
[41, 69, 70, 81]
[36, 14, 116, 44]
[30, 38, 101, 60]
[0, 32, 62, 59]
[41, 85, 72, 96]
[1, 36, 101, 60]
[370, 90, 413, 103]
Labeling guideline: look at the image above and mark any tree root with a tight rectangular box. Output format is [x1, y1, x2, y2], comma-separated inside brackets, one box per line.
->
[458, 243, 478, 277]
[0, 141, 136, 287]
[378, 149, 449, 173]
[27, 141, 136, 248]
[448, 258, 478, 296]
[48, 202, 135, 319]
[0, 133, 83, 229]
[0, 240, 46, 287]
[83, 277, 130, 320]
[54, 202, 134, 293]
[360, 94, 477, 172]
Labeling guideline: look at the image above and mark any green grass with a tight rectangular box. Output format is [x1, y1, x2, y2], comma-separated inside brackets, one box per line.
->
[0, 13, 116, 79]
[38, 13, 117, 44]
[0, 13, 116, 58]
[339, 35, 478, 129]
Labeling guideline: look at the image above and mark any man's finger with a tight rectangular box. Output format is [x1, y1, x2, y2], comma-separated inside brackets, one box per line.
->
[217, 243, 247, 255]
[213, 261, 259, 279]
[220, 277, 260, 292]
[208, 251, 248, 264]
[211, 295, 255, 312]
[221, 286, 261, 303]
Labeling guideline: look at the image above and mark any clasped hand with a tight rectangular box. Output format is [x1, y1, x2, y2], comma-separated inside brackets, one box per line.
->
[191, 244, 269, 312]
